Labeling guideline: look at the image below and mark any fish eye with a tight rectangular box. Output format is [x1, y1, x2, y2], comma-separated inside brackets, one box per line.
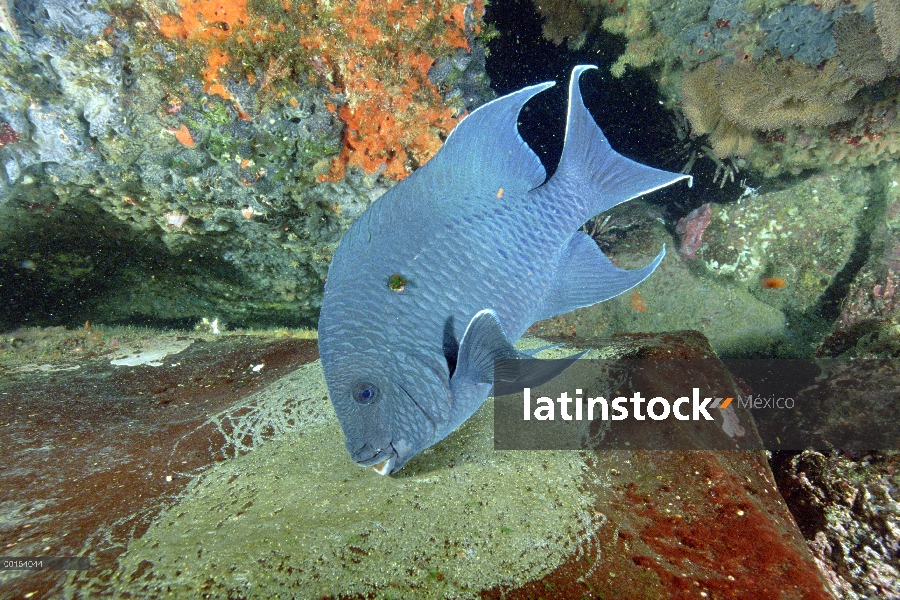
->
[352, 381, 379, 405]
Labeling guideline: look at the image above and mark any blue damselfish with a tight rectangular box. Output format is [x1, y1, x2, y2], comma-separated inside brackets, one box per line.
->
[318, 66, 690, 475]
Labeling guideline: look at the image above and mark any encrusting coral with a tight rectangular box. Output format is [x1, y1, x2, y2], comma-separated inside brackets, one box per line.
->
[533, 0, 586, 46]
[834, 11, 900, 85]
[716, 60, 859, 132]
[313, 0, 470, 180]
[874, 0, 900, 62]
[678, 58, 859, 158]
[156, 0, 480, 181]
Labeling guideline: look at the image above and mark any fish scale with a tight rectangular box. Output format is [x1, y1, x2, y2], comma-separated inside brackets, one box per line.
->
[318, 65, 691, 475]
[386, 195, 564, 336]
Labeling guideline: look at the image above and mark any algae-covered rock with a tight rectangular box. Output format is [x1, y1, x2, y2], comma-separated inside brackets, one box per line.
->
[54, 330, 832, 599]
[1, 325, 834, 598]
[823, 162, 900, 356]
[701, 171, 872, 315]
[525, 170, 876, 357]
[85, 360, 602, 599]
[0, 0, 491, 329]
[774, 449, 900, 600]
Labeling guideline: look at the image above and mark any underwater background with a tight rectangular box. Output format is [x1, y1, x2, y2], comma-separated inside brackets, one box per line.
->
[0, 0, 898, 598]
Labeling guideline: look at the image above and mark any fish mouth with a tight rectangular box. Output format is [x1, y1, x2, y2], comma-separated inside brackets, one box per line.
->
[349, 380, 435, 476]
[353, 443, 398, 475]
[372, 457, 394, 476]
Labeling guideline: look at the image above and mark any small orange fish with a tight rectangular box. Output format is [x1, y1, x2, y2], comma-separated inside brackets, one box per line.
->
[630, 290, 646, 312]
[760, 276, 786, 289]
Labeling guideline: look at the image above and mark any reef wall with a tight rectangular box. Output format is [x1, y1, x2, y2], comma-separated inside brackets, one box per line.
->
[0, 0, 493, 328]
[534, 0, 900, 177]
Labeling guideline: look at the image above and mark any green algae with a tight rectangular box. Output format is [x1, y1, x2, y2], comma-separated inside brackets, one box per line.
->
[94, 360, 599, 598]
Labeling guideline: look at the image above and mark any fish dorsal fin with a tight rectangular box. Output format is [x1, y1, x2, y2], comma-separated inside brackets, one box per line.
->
[538, 231, 665, 321]
[345, 82, 555, 251]
[540, 65, 691, 222]
[420, 81, 555, 199]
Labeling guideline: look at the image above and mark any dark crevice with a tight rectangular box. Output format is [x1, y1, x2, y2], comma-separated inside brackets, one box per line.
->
[783, 169, 885, 355]
[815, 175, 885, 323]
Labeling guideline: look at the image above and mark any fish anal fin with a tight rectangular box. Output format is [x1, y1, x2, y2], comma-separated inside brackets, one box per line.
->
[538, 232, 665, 321]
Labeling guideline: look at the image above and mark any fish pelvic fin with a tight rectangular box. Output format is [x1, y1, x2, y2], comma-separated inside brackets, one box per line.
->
[542, 65, 691, 222]
[446, 310, 586, 435]
[453, 309, 521, 386]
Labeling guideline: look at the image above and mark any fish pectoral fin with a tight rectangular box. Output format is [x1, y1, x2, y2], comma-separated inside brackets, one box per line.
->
[452, 309, 588, 393]
[537, 232, 665, 321]
[452, 309, 524, 385]
[492, 351, 588, 396]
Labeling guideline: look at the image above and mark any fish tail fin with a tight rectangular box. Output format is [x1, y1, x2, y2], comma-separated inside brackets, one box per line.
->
[546, 65, 690, 220]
